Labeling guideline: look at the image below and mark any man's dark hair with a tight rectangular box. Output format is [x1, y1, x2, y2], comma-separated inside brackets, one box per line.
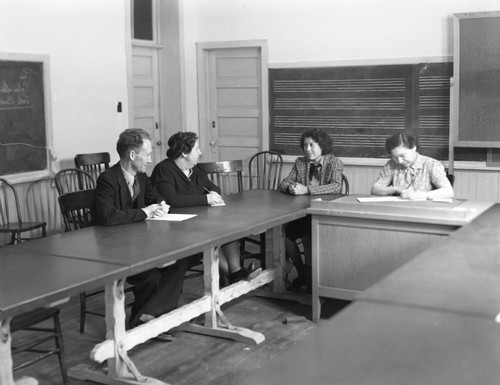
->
[116, 128, 151, 159]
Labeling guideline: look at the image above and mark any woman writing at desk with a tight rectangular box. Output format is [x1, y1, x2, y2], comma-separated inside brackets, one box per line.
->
[151, 131, 260, 284]
[371, 131, 454, 200]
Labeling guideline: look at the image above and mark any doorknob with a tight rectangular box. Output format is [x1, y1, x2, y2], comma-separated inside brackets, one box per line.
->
[210, 141, 215, 146]
[157, 141, 162, 145]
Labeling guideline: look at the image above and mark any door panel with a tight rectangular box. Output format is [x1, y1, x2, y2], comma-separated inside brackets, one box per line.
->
[132, 45, 161, 174]
[205, 48, 263, 164]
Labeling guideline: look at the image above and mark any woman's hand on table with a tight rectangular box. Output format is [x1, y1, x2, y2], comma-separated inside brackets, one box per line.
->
[289, 183, 309, 195]
[207, 191, 225, 206]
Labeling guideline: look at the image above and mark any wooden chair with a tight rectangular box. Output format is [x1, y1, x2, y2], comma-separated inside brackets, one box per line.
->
[57, 188, 132, 333]
[341, 173, 350, 195]
[58, 189, 97, 333]
[248, 151, 284, 190]
[198, 160, 244, 194]
[54, 168, 95, 196]
[58, 189, 96, 232]
[11, 307, 68, 384]
[0, 177, 47, 246]
[74, 152, 110, 183]
[241, 151, 284, 268]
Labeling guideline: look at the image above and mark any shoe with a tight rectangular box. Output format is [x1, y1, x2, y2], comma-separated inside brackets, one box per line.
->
[153, 332, 174, 342]
[228, 266, 262, 284]
[291, 277, 308, 291]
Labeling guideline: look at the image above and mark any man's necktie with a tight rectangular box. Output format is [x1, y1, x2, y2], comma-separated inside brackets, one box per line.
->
[132, 176, 140, 200]
[309, 163, 320, 182]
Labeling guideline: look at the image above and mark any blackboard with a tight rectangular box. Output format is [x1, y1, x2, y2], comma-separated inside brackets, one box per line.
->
[0, 56, 49, 176]
[453, 11, 500, 147]
[270, 62, 486, 162]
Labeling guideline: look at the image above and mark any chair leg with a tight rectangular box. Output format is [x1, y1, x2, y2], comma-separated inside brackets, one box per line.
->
[79, 292, 87, 333]
[53, 312, 69, 385]
[259, 233, 266, 269]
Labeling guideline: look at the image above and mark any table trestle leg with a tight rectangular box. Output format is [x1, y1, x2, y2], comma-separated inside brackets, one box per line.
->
[69, 279, 169, 385]
[0, 318, 39, 385]
[178, 245, 265, 345]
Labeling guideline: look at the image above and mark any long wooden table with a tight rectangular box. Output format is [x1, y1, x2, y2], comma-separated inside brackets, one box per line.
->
[0, 248, 130, 385]
[1, 190, 313, 385]
[239, 301, 500, 385]
[307, 194, 493, 320]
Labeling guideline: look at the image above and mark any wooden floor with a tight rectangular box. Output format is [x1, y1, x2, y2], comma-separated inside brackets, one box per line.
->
[12, 270, 350, 385]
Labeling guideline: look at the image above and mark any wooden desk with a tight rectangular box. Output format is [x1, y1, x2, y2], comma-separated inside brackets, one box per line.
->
[0, 249, 129, 385]
[358, 204, 500, 319]
[239, 301, 500, 385]
[307, 195, 493, 320]
[241, 202, 500, 385]
[2, 190, 313, 385]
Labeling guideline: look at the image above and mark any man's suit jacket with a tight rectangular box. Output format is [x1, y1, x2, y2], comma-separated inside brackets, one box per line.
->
[95, 163, 163, 225]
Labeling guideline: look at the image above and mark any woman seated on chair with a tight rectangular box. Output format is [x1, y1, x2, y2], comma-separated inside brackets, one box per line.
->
[371, 131, 454, 200]
[278, 128, 344, 292]
[151, 131, 260, 284]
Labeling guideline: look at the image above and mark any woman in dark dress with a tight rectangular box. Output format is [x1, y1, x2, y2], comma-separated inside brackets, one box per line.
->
[151, 131, 260, 284]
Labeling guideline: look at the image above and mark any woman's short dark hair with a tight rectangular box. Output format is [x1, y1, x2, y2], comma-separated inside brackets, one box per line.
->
[300, 129, 333, 155]
[385, 131, 418, 153]
[166, 131, 199, 159]
[116, 128, 150, 159]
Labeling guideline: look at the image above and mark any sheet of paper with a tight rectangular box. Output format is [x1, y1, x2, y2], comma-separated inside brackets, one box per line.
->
[210, 202, 226, 206]
[357, 196, 428, 203]
[146, 214, 197, 222]
[357, 197, 406, 203]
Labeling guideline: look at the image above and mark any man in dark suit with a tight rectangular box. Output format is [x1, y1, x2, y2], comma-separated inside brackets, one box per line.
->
[95, 128, 187, 331]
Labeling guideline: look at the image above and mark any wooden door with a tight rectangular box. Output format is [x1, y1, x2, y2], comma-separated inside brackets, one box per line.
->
[199, 45, 266, 164]
[131, 45, 162, 174]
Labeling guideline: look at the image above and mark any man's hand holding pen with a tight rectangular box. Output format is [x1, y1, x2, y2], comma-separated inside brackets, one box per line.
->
[400, 188, 428, 201]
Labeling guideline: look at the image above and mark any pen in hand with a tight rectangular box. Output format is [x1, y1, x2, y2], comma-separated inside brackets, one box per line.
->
[204, 187, 224, 205]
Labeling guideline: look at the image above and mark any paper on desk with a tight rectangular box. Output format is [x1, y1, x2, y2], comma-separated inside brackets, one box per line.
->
[210, 202, 226, 206]
[357, 197, 406, 203]
[147, 214, 197, 221]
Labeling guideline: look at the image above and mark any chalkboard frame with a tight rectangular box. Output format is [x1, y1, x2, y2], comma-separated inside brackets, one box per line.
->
[0, 52, 53, 183]
[451, 11, 500, 148]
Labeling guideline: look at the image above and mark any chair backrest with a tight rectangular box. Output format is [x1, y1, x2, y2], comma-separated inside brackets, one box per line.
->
[58, 189, 96, 232]
[74, 152, 110, 182]
[248, 151, 284, 190]
[55, 168, 95, 196]
[198, 160, 244, 195]
[446, 170, 455, 187]
[0, 177, 22, 225]
[341, 173, 350, 195]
